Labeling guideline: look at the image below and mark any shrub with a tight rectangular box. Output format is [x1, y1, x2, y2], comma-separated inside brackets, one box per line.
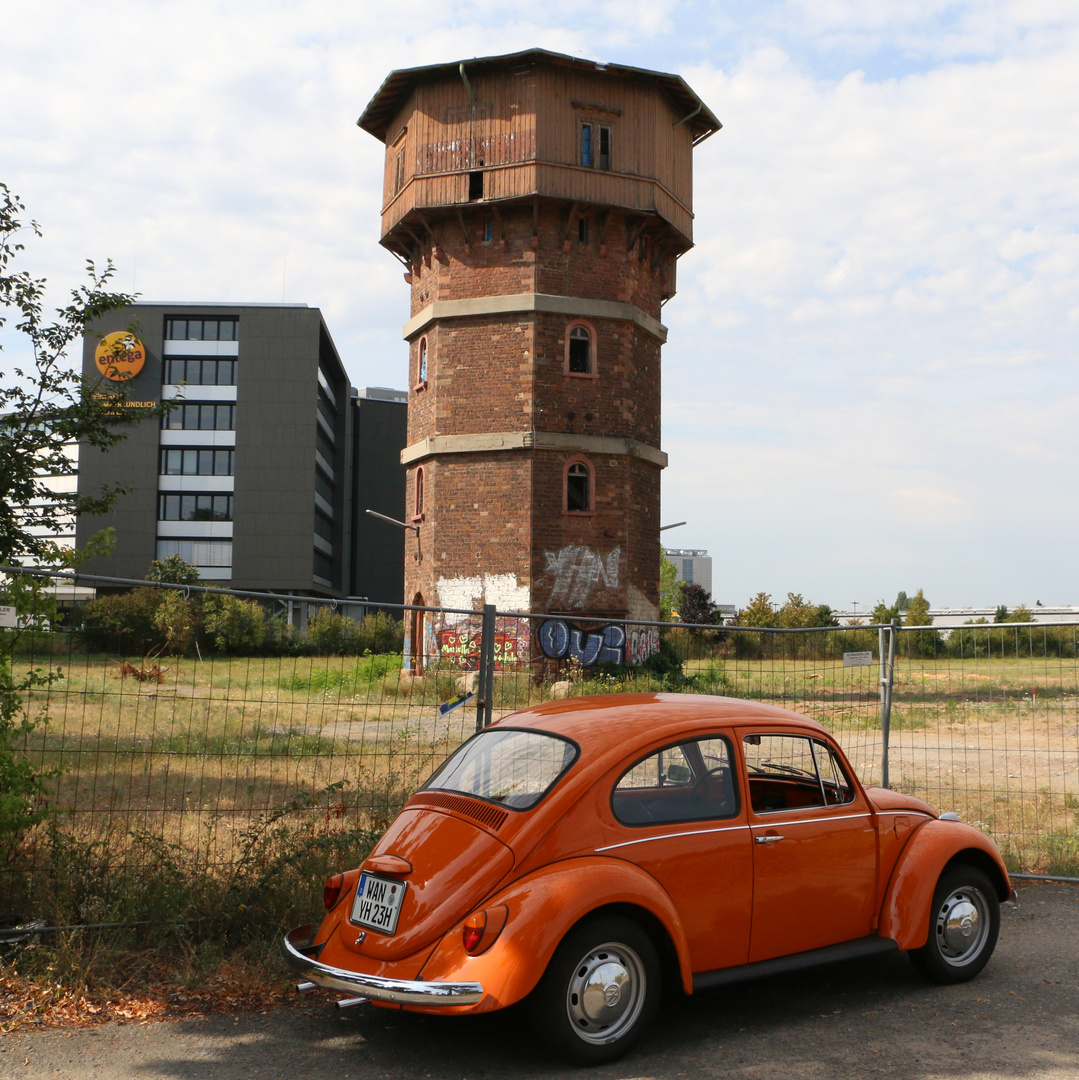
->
[154, 591, 199, 656]
[79, 588, 164, 654]
[356, 611, 404, 654]
[305, 610, 358, 655]
[201, 595, 266, 654]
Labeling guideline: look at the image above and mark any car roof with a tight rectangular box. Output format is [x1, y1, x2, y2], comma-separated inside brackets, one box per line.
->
[492, 693, 827, 758]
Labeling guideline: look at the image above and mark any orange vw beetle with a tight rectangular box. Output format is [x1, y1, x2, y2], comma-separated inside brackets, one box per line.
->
[283, 694, 1012, 1063]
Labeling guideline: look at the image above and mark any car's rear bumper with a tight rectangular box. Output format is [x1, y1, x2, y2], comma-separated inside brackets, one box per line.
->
[281, 925, 484, 1007]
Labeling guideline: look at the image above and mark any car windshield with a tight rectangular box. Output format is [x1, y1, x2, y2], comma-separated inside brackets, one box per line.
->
[420, 728, 578, 810]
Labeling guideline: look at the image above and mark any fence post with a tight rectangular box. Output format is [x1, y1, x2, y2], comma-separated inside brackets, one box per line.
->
[476, 604, 497, 732]
[879, 620, 897, 788]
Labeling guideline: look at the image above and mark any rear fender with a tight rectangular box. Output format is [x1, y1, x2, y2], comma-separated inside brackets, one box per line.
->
[415, 855, 691, 1012]
[878, 820, 1011, 949]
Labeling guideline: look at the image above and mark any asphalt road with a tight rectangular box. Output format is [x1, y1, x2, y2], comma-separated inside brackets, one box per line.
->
[3, 881, 1076, 1080]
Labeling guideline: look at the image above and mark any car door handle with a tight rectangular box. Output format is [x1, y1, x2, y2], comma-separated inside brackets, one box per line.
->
[754, 834, 785, 844]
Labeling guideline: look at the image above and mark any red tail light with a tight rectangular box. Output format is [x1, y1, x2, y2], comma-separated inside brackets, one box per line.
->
[462, 905, 508, 955]
[462, 913, 486, 953]
[323, 874, 344, 910]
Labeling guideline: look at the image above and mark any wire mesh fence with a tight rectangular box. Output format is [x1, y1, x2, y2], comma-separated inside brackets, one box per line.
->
[2, 569, 1078, 929]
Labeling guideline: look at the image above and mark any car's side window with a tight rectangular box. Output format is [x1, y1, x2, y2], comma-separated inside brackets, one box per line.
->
[743, 733, 827, 813]
[612, 736, 738, 826]
[816, 739, 856, 805]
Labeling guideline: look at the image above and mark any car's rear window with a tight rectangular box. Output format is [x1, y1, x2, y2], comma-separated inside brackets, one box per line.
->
[420, 728, 579, 811]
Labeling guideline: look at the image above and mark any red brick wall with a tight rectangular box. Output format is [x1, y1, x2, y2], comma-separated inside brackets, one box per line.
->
[401, 202, 669, 620]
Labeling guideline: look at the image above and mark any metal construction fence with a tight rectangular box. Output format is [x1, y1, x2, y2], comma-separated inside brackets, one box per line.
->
[2, 567, 1078, 922]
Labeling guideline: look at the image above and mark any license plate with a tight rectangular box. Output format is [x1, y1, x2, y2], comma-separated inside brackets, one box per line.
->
[351, 873, 408, 935]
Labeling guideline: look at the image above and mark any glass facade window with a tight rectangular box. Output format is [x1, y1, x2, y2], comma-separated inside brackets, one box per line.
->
[314, 469, 334, 503]
[158, 494, 233, 522]
[317, 387, 336, 428]
[313, 550, 334, 582]
[165, 317, 238, 342]
[156, 539, 232, 567]
[160, 448, 234, 476]
[164, 404, 236, 430]
[314, 510, 334, 542]
[316, 428, 335, 464]
[164, 358, 237, 385]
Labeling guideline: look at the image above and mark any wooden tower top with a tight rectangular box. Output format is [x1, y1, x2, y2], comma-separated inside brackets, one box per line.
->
[358, 49, 721, 260]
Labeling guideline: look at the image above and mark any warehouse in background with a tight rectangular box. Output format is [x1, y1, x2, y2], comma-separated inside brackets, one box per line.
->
[75, 303, 407, 605]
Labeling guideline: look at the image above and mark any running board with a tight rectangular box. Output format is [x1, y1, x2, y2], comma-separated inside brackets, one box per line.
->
[692, 936, 899, 993]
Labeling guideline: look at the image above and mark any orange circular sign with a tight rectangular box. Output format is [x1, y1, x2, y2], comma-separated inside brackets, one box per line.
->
[94, 331, 146, 381]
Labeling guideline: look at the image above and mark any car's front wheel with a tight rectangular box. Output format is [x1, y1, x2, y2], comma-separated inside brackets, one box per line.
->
[909, 865, 1000, 983]
[529, 915, 660, 1064]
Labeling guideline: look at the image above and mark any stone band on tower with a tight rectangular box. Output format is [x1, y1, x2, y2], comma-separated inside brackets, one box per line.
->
[358, 49, 719, 646]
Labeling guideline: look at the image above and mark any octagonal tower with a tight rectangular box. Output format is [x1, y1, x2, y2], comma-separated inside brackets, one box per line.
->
[358, 49, 719, 662]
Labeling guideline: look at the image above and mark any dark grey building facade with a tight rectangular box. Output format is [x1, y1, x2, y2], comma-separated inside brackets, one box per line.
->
[77, 303, 405, 601]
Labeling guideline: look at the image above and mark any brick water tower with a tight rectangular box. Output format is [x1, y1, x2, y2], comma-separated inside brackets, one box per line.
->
[358, 50, 719, 665]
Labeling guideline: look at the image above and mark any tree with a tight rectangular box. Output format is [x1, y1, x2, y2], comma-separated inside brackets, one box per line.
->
[659, 553, 679, 621]
[146, 554, 200, 585]
[678, 582, 723, 628]
[814, 603, 839, 627]
[736, 592, 777, 628]
[776, 592, 817, 629]
[872, 599, 900, 624]
[0, 183, 147, 566]
[903, 589, 932, 627]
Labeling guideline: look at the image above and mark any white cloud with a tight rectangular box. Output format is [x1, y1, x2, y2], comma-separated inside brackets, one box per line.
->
[3, 1, 1078, 607]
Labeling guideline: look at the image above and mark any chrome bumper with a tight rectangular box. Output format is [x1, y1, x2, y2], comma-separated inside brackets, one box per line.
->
[281, 925, 484, 1007]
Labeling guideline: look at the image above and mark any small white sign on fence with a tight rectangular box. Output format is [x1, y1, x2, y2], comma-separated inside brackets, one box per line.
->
[0, 606, 17, 629]
[843, 650, 874, 668]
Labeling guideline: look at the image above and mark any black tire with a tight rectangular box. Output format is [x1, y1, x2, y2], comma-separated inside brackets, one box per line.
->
[909, 865, 1000, 984]
[528, 915, 661, 1064]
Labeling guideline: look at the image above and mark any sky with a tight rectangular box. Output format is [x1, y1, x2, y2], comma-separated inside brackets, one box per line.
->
[2, 0, 1077, 611]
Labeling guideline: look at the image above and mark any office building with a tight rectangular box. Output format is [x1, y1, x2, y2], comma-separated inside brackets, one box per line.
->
[75, 304, 406, 602]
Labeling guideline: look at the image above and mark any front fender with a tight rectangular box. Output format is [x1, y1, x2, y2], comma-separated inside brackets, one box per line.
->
[415, 855, 691, 1012]
[878, 820, 1011, 949]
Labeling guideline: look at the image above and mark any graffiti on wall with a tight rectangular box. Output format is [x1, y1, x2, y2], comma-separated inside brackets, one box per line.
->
[538, 619, 660, 667]
[544, 545, 621, 610]
[436, 617, 530, 670]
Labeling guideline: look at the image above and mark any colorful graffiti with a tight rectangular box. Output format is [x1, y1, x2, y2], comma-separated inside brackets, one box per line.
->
[628, 627, 662, 666]
[538, 619, 660, 667]
[436, 618, 530, 670]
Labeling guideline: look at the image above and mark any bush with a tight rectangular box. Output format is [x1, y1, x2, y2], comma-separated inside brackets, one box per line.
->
[356, 611, 404, 654]
[79, 588, 165, 654]
[201, 595, 266, 654]
[154, 591, 199, 656]
[305, 609, 403, 656]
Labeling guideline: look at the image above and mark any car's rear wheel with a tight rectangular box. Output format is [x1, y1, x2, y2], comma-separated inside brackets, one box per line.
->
[909, 865, 1000, 984]
[529, 915, 660, 1064]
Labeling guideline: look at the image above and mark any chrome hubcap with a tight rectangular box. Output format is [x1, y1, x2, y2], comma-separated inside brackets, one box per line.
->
[935, 885, 990, 965]
[566, 941, 646, 1045]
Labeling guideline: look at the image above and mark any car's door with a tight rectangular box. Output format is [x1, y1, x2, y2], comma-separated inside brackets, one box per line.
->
[740, 731, 877, 963]
[608, 734, 754, 972]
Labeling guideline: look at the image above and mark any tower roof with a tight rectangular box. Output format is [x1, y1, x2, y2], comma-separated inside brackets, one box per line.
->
[357, 48, 721, 146]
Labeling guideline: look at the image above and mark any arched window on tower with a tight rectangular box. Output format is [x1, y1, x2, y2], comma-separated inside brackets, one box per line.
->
[415, 336, 428, 390]
[413, 466, 425, 522]
[564, 459, 594, 514]
[565, 322, 596, 377]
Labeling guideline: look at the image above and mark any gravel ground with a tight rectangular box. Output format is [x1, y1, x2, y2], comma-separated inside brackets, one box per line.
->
[2, 881, 1076, 1080]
